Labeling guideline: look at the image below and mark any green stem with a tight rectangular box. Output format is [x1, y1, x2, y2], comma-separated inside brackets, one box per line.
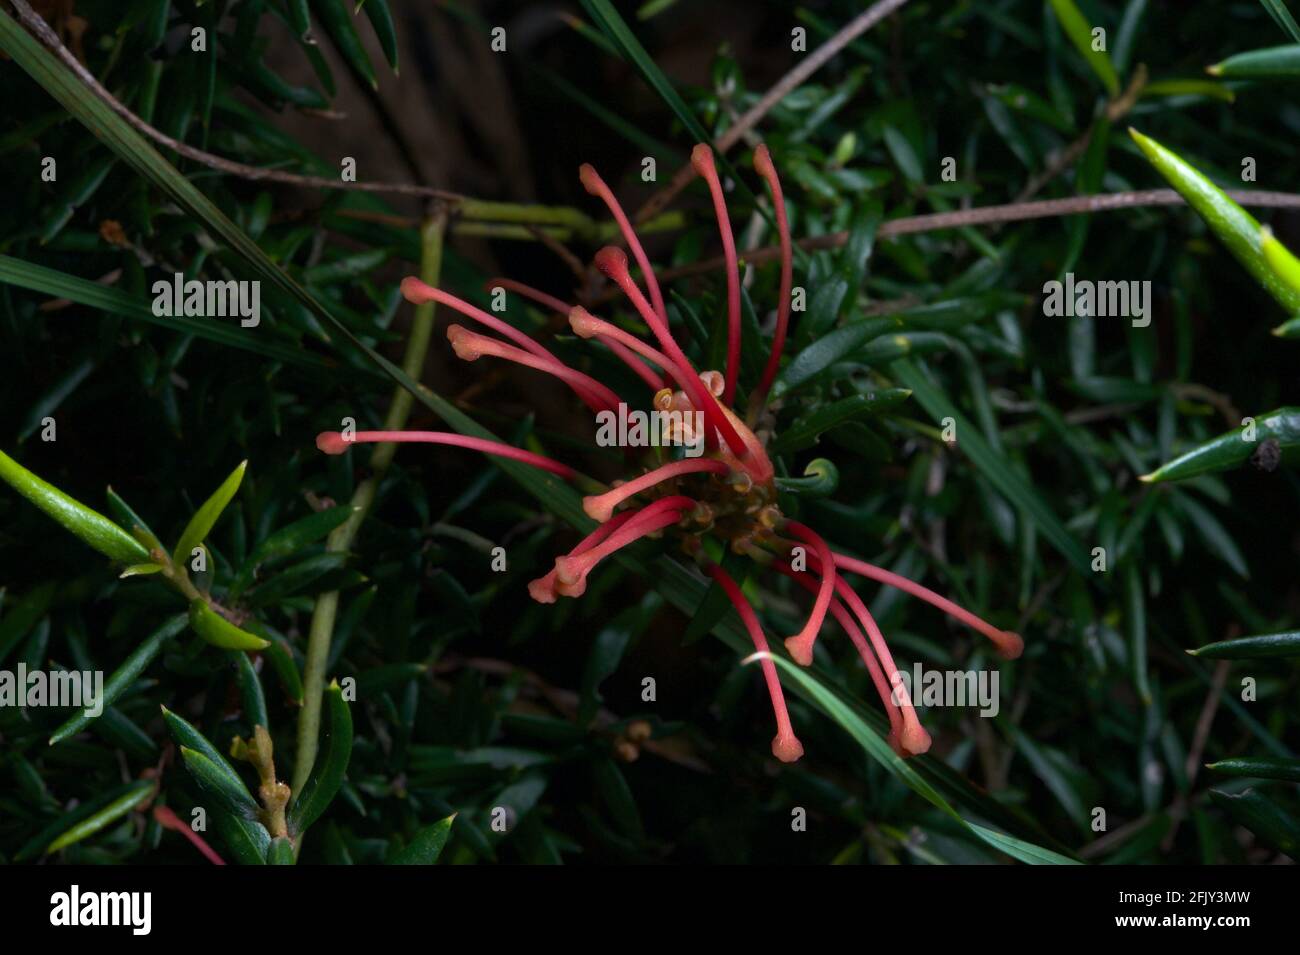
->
[293, 209, 447, 795]
[456, 198, 593, 231]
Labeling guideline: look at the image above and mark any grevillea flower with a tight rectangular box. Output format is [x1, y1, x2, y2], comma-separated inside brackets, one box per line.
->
[316, 144, 1022, 764]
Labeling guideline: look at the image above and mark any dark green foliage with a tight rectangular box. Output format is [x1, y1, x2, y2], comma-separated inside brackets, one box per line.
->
[0, 0, 1297, 866]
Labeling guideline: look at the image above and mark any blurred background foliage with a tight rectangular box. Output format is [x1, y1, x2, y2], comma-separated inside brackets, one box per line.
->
[0, 0, 1297, 864]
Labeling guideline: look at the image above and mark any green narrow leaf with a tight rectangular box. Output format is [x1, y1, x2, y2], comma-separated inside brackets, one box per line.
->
[258, 631, 304, 704]
[1209, 788, 1300, 856]
[289, 681, 353, 834]
[777, 318, 901, 395]
[160, 706, 272, 862]
[189, 600, 269, 651]
[389, 815, 456, 864]
[49, 614, 187, 745]
[1261, 229, 1300, 335]
[213, 811, 270, 866]
[1123, 564, 1152, 705]
[890, 359, 1092, 573]
[119, 563, 164, 578]
[1258, 0, 1300, 42]
[362, 0, 399, 71]
[173, 460, 247, 567]
[578, 0, 761, 216]
[1048, 0, 1121, 95]
[0, 449, 149, 563]
[770, 389, 912, 454]
[0, 256, 341, 371]
[762, 653, 1080, 864]
[1190, 630, 1300, 659]
[229, 504, 356, 598]
[266, 835, 297, 864]
[180, 746, 261, 818]
[1208, 43, 1300, 77]
[1129, 129, 1300, 314]
[1207, 757, 1300, 782]
[105, 486, 164, 551]
[235, 652, 269, 729]
[315, 0, 378, 89]
[44, 779, 155, 855]
[1140, 407, 1299, 482]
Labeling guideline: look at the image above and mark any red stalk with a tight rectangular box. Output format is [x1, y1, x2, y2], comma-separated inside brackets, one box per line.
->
[751, 144, 793, 412]
[829, 576, 931, 755]
[792, 546, 930, 754]
[595, 246, 751, 460]
[704, 561, 804, 763]
[153, 804, 226, 865]
[690, 144, 742, 406]
[781, 521, 837, 666]
[315, 430, 577, 479]
[832, 553, 1024, 660]
[447, 324, 621, 413]
[490, 279, 664, 390]
[774, 562, 907, 755]
[570, 307, 686, 391]
[552, 496, 693, 597]
[579, 163, 670, 325]
[402, 277, 611, 411]
[583, 459, 730, 522]
[529, 511, 637, 604]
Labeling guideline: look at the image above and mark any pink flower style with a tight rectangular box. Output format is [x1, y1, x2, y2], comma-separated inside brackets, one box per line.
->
[316, 144, 1022, 763]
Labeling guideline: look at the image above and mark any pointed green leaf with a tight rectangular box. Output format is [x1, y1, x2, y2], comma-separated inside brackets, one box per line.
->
[1129, 129, 1300, 314]
[1255, 1, 1300, 43]
[1209, 43, 1300, 77]
[1048, 0, 1121, 96]
[1140, 407, 1300, 482]
[180, 746, 261, 818]
[188, 600, 269, 651]
[230, 505, 356, 598]
[43, 779, 155, 855]
[289, 681, 353, 834]
[120, 563, 164, 578]
[49, 614, 187, 745]
[161, 706, 252, 792]
[0, 449, 150, 563]
[235, 652, 269, 729]
[389, 815, 456, 864]
[213, 811, 271, 866]
[174, 460, 247, 567]
[770, 390, 911, 454]
[1207, 757, 1300, 782]
[1209, 788, 1300, 856]
[1190, 630, 1300, 659]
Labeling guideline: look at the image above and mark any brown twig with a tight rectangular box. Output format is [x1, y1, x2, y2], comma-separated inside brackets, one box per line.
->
[654, 188, 1300, 281]
[633, 0, 914, 224]
[11, 0, 464, 203]
[1160, 660, 1230, 852]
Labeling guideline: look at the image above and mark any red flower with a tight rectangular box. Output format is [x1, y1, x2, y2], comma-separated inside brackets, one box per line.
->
[317, 145, 1021, 763]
